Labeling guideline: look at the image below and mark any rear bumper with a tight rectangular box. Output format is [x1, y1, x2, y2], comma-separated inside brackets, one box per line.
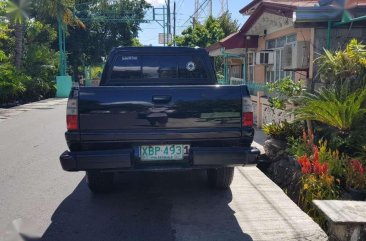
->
[60, 147, 260, 172]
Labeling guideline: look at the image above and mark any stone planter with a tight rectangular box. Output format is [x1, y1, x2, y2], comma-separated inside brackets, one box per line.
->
[289, 155, 301, 169]
[263, 138, 287, 162]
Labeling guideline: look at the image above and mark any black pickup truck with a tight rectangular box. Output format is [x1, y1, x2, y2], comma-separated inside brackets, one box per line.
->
[60, 47, 259, 193]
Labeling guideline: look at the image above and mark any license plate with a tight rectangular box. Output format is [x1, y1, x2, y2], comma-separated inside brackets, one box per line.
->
[139, 144, 190, 161]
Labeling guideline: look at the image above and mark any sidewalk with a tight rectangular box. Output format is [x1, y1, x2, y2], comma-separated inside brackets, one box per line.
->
[253, 127, 266, 154]
[231, 166, 328, 240]
[0, 98, 67, 123]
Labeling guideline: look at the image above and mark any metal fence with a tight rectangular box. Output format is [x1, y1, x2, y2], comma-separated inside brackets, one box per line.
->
[218, 78, 268, 96]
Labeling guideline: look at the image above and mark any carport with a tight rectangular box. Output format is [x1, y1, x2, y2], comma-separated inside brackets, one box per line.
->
[207, 32, 258, 84]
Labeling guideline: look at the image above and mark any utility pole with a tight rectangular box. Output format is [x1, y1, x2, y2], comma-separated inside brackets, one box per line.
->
[163, 6, 166, 46]
[173, 1, 176, 46]
[167, 0, 171, 40]
[194, 0, 200, 22]
[220, 0, 228, 15]
[208, 0, 212, 17]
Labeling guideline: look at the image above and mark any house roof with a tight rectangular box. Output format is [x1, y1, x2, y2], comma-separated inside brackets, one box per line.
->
[206, 32, 258, 54]
[239, 0, 366, 33]
[295, 0, 366, 25]
[239, 0, 318, 15]
[239, 1, 318, 33]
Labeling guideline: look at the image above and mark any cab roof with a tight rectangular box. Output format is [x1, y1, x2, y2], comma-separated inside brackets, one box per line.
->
[111, 46, 208, 54]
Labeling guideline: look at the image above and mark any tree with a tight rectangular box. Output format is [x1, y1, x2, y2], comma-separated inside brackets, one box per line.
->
[217, 11, 239, 36]
[0, 2, 11, 61]
[175, 16, 224, 48]
[5, 0, 31, 69]
[65, 0, 150, 77]
[175, 13, 239, 48]
[34, 0, 84, 28]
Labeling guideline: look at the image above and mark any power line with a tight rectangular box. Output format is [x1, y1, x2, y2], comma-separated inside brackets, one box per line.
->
[197, 0, 210, 19]
[177, 0, 185, 13]
[182, 0, 209, 26]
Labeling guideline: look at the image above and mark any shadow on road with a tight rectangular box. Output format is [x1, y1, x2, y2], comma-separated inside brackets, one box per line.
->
[34, 170, 253, 241]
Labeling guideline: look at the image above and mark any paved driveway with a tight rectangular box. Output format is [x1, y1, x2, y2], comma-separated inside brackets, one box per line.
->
[0, 99, 327, 241]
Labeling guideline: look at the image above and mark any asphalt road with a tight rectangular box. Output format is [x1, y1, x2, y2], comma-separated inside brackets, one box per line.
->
[0, 100, 327, 241]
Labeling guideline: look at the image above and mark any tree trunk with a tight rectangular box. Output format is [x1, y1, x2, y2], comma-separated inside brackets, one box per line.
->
[14, 23, 24, 69]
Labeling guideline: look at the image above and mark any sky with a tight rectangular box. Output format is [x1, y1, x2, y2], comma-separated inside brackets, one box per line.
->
[139, 0, 252, 46]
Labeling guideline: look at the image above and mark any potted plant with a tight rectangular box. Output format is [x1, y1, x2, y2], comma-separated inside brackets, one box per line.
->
[263, 120, 303, 161]
[345, 159, 366, 200]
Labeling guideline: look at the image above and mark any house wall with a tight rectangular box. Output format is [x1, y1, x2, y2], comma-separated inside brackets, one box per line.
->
[253, 27, 313, 84]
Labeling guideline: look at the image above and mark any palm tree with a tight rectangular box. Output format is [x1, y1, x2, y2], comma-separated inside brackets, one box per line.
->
[5, 0, 84, 74]
[35, 0, 85, 75]
[6, 0, 31, 69]
[38, 0, 85, 28]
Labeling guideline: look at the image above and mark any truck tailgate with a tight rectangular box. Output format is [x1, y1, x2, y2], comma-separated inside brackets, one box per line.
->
[78, 85, 244, 141]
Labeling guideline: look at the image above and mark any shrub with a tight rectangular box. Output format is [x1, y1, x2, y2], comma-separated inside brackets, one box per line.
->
[0, 64, 28, 104]
[287, 130, 314, 157]
[297, 145, 340, 228]
[299, 173, 339, 228]
[294, 87, 366, 133]
[263, 120, 303, 141]
[22, 78, 56, 101]
[266, 77, 303, 109]
[354, 145, 366, 160]
[318, 140, 346, 179]
[345, 159, 366, 190]
[316, 39, 366, 93]
[216, 72, 224, 81]
[91, 66, 103, 79]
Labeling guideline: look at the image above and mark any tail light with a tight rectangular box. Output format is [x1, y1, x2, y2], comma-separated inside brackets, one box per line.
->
[242, 96, 253, 127]
[66, 91, 78, 131]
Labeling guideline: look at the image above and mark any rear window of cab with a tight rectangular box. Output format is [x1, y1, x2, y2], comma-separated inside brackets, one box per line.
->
[108, 55, 208, 84]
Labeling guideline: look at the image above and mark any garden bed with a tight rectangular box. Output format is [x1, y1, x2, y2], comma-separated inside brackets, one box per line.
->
[258, 134, 365, 236]
[255, 39, 366, 233]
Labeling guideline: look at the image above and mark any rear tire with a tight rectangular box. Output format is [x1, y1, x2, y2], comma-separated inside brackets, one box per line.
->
[85, 171, 114, 193]
[207, 167, 234, 189]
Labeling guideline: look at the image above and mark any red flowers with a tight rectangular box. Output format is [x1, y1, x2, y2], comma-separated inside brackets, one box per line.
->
[346, 159, 366, 190]
[313, 146, 319, 163]
[298, 145, 328, 175]
[350, 160, 365, 175]
[314, 160, 328, 175]
[298, 155, 311, 174]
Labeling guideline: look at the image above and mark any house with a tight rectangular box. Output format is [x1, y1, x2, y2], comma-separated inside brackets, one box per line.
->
[207, 0, 366, 89]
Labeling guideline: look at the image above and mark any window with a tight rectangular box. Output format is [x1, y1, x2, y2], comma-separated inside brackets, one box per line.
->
[266, 34, 297, 49]
[143, 56, 177, 79]
[276, 36, 286, 48]
[267, 39, 276, 49]
[248, 52, 255, 82]
[178, 55, 207, 79]
[265, 34, 297, 82]
[258, 52, 270, 64]
[109, 54, 208, 84]
[286, 34, 297, 43]
[111, 55, 142, 80]
[230, 65, 242, 79]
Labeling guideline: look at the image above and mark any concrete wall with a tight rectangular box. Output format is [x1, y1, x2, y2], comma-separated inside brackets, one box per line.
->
[251, 93, 294, 127]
